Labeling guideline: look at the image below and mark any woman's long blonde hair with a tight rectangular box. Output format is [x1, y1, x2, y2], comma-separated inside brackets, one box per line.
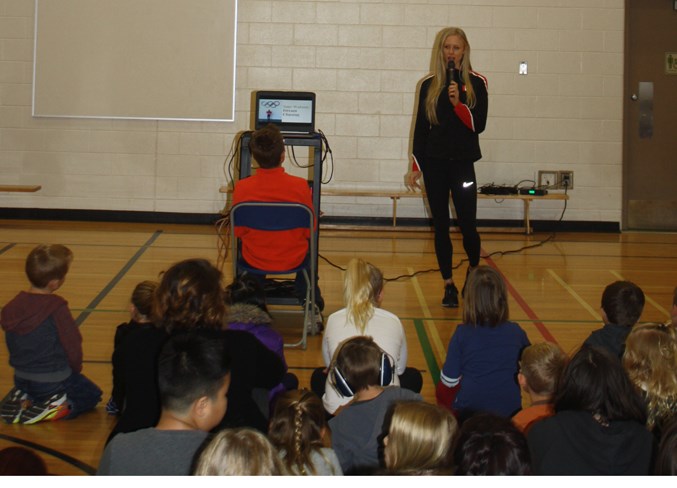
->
[425, 27, 476, 125]
[343, 258, 384, 334]
[623, 323, 677, 431]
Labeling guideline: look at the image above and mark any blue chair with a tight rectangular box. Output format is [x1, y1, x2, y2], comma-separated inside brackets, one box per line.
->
[230, 201, 318, 349]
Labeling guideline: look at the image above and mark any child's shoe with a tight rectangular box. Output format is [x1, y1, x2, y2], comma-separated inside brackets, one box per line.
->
[20, 392, 70, 424]
[0, 387, 28, 424]
[105, 397, 119, 415]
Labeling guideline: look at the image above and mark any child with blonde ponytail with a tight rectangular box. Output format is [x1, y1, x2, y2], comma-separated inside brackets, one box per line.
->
[268, 390, 342, 475]
[311, 258, 422, 415]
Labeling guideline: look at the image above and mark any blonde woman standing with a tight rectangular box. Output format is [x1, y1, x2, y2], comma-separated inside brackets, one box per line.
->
[405, 27, 488, 308]
[311, 258, 422, 415]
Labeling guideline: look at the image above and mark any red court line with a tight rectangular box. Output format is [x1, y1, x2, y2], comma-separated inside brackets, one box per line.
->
[481, 249, 558, 345]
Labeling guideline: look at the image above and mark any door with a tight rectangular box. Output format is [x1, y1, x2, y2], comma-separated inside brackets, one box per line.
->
[624, 0, 677, 230]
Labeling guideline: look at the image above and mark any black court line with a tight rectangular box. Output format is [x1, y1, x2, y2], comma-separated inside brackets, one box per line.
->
[75, 231, 162, 327]
[0, 433, 96, 475]
[0, 242, 16, 255]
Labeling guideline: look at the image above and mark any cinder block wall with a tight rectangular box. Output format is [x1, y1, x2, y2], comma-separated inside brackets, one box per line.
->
[0, 0, 624, 223]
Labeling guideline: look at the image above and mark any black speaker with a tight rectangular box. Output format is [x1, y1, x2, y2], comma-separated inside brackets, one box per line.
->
[331, 352, 394, 397]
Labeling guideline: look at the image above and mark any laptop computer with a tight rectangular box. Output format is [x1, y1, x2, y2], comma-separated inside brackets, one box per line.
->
[253, 91, 316, 134]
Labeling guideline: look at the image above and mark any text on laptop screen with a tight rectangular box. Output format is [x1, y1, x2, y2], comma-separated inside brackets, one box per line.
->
[254, 91, 315, 133]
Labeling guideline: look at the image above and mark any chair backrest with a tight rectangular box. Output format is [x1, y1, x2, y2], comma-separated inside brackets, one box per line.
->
[230, 202, 313, 231]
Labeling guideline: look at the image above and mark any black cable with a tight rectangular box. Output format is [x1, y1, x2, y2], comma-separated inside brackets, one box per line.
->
[318, 192, 569, 282]
[223, 131, 251, 188]
[284, 131, 334, 185]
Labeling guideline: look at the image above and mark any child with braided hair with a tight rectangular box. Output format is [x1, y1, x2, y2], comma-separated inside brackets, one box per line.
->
[268, 390, 343, 475]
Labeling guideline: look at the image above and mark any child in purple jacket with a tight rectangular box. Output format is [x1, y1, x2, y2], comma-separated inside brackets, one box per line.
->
[225, 276, 298, 410]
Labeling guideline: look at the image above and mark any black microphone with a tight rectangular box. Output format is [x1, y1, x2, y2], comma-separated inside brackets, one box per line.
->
[446, 59, 457, 86]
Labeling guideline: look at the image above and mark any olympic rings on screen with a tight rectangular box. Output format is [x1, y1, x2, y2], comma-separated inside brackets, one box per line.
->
[262, 101, 280, 108]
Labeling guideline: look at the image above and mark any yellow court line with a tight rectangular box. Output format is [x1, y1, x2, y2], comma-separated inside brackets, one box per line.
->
[610, 270, 670, 319]
[408, 267, 446, 363]
[547, 268, 602, 322]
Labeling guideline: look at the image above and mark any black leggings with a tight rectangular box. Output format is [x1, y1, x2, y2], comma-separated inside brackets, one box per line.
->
[420, 157, 481, 280]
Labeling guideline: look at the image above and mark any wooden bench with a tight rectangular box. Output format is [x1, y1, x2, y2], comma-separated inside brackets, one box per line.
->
[0, 185, 42, 192]
[321, 189, 569, 234]
[219, 185, 568, 234]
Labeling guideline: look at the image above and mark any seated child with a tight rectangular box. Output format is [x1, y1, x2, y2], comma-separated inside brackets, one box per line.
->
[622, 323, 677, 437]
[98, 331, 231, 475]
[0, 447, 48, 475]
[583, 280, 644, 357]
[225, 275, 298, 401]
[113, 258, 284, 436]
[232, 123, 323, 311]
[512, 342, 568, 433]
[0, 244, 102, 424]
[453, 413, 531, 475]
[268, 389, 343, 475]
[194, 428, 284, 475]
[383, 401, 458, 475]
[527, 345, 653, 475]
[312, 258, 421, 415]
[327, 336, 422, 474]
[437, 266, 530, 419]
[107, 280, 159, 415]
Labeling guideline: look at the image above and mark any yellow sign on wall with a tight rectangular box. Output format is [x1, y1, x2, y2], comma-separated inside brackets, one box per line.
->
[666, 53, 677, 75]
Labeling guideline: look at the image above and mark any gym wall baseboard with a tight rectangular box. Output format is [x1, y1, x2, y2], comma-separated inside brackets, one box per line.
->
[0, 208, 620, 233]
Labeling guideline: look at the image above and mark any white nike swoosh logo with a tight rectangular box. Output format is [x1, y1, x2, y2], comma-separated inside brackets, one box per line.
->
[462, 182, 474, 188]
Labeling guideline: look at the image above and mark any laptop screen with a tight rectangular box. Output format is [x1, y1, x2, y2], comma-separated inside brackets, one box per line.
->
[254, 91, 316, 133]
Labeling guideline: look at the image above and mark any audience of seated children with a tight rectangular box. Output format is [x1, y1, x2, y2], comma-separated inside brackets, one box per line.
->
[622, 323, 677, 437]
[107, 280, 167, 440]
[113, 258, 284, 435]
[0, 447, 48, 475]
[0, 244, 101, 425]
[268, 389, 343, 475]
[312, 258, 422, 415]
[583, 280, 645, 358]
[453, 412, 531, 475]
[225, 275, 298, 404]
[98, 331, 231, 475]
[382, 401, 457, 475]
[654, 416, 677, 475]
[194, 427, 284, 475]
[436, 265, 530, 419]
[232, 123, 323, 311]
[512, 342, 568, 434]
[327, 336, 422, 474]
[527, 344, 653, 475]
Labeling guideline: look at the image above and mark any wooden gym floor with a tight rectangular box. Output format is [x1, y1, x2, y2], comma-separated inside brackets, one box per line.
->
[0, 219, 675, 475]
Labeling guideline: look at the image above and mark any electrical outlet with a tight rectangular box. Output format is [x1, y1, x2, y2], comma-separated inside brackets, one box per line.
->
[538, 170, 557, 189]
[558, 170, 574, 189]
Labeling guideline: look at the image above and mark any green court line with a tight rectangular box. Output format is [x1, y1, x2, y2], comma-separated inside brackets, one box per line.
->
[414, 318, 440, 385]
